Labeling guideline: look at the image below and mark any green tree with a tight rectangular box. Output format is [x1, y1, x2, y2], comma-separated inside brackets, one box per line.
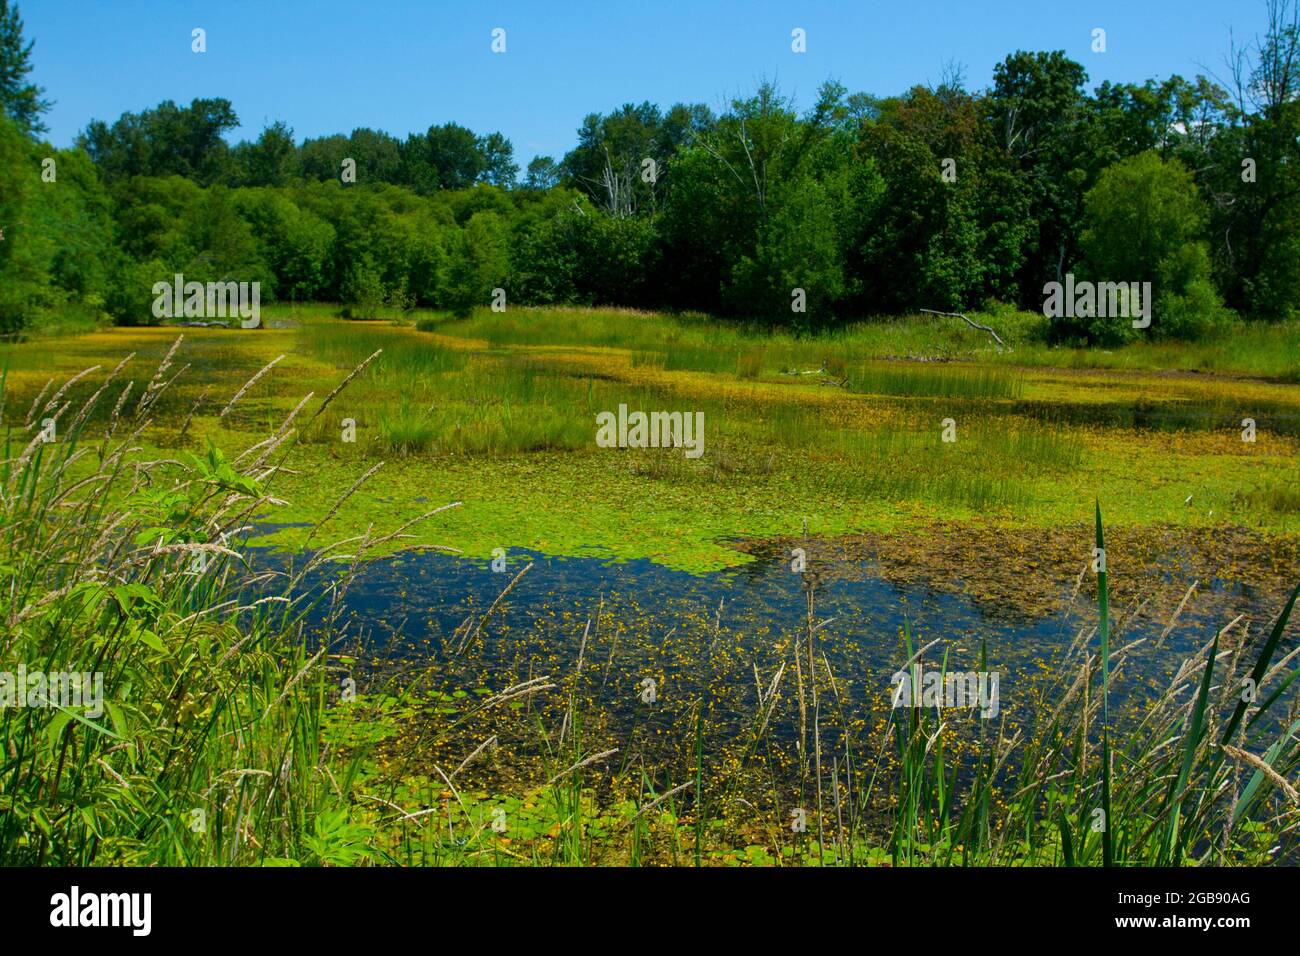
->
[478, 131, 518, 187]
[340, 254, 386, 318]
[1079, 151, 1228, 341]
[400, 122, 492, 192]
[524, 155, 560, 190]
[0, 1, 49, 135]
[988, 51, 1091, 298]
[348, 127, 403, 184]
[299, 133, 351, 181]
[0, 113, 47, 329]
[1202, 0, 1300, 318]
[662, 80, 853, 321]
[851, 82, 1028, 314]
[80, 99, 239, 184]
[302, 128, 405, 185]
[0, 117, 115, 331]
[234, 121, 301, 187]
[561, 101, 710, 216]
[444, 211, 509, 315]
[233, 188, 334, 300]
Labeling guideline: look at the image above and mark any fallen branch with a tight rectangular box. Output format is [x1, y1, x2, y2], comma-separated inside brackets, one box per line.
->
[919, 309, 1008, 351]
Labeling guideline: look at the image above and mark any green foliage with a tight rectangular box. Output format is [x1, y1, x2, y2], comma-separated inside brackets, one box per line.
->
[1078, 152, 1231, 342]
[1197, 8, 1300, 319]
[987, 50, 1093, 297]
[524, 155, 561, 190]
[79, 98, 239, 185]
[0, 115, 115, 332]
[232, 120, 302, 187]
[340, 255, 387, 319]
[233, 188, 335, 301]
[12, 9, 1300, 337]
[561, 100, 709, 215]
[0, 0, 49, 134]
[445, 211, 510, 316]
[851, 83, 1028, 315]
[0, 359, 381, 864]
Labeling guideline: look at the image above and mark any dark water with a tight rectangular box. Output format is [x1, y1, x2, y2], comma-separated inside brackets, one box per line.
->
[249, 536, 1296, 731]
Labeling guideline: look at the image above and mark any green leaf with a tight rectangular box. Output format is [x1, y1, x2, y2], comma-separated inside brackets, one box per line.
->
[1164, 626, 1218, 865]
[104, 701, 130, 738]
[1221, 580, 1300, 745]
[44, 709, 74, 745]
[134, 627, 168, 654]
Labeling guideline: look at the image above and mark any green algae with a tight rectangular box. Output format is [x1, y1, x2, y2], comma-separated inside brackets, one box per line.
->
[6, 310, 1298, 574]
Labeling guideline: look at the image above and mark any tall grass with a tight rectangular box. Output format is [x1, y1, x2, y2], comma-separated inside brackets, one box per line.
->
[864, 508, 1300, 865]
[845, 363, 1024, 400]
[301, 322, 466, 379]
[290, 318, 1081, 511]
[0, 345, 442, 865]
[3, 337, 1296, 866]
[423, 305, 1300, 382]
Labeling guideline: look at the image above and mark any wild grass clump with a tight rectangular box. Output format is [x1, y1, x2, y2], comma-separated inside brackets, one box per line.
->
[845, 362, 1024, 400]
[0, 343, 456, 865]
[301, 321, 466, 379]
[1234, 478, 1300, 516]
[379, 399, 440, 455]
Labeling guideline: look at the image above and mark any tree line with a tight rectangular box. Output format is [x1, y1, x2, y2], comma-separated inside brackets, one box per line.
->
[2, 0, 1299, 343]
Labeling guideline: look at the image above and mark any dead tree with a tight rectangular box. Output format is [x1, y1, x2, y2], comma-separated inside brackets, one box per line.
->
[918, 309, 1008, 351]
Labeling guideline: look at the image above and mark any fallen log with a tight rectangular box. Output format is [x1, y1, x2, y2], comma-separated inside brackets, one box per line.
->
[919, 309, 1008, 351]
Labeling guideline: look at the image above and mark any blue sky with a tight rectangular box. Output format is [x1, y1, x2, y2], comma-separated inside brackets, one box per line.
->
[24, 0, 1270, 168]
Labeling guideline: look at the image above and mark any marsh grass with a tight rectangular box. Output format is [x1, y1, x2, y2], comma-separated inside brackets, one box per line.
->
[845, 363, 1024, 400]
[825, 508, 1300, 866]
[9, 311, 1295, 570]
[1234, 478, 1300, 516]
[378, 397, 440, 455]
[301, 322, 466, 379]
[279, 315, 1183, 516]
[0, 344, 462, 865]
[2, 340, 1297, 867]
[5, 312, 1298, 865]
[420, 305, 1300, 382]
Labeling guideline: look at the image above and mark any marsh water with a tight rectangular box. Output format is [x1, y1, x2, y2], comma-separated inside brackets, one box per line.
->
[252, 532, 1297, 750]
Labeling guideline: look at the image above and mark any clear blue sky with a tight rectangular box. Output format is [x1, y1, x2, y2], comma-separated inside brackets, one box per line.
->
[24, 0, 1269, 168]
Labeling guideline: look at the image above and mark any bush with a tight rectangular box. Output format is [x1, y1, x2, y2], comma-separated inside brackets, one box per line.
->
[340, 255, 387, 319]
[1076, 152, 1228, 342]
[443, 211, 509, 317]
[104, 255, 170, 325]
[977, 300, 1051, 345]
[1157, 278, 1238, 340]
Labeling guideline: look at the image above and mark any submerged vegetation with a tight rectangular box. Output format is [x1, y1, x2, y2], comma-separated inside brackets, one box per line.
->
[2, 312, 1298, 866]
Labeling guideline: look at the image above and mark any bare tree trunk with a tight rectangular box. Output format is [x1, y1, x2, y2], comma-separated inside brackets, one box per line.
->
[919, 309, 1009, 350]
